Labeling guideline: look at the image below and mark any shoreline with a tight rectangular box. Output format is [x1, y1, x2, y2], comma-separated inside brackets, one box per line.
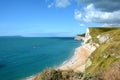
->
[25, 28, 95, 80]
[25, 44, 93, 80]
[24, 47, 79, 80]
[57, 45, 93, 72]
[24, 76, 35, 80]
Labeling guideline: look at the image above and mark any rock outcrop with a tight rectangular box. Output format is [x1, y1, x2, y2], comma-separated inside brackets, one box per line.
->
[74, 35, 84, 41]
[74, 34, 85, 41]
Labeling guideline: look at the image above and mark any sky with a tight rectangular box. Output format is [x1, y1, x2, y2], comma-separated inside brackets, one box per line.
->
[0, 0, 120, 37]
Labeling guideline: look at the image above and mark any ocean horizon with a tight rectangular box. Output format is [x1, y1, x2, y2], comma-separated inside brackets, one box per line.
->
[0, 37, 82, 80]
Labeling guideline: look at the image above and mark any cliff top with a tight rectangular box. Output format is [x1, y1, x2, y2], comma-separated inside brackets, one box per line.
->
[86, 28, 120, 74]
[33, 28, 120, 80]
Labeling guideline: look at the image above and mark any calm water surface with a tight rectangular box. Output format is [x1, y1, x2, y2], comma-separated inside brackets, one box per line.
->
[0, 37, 82, 80]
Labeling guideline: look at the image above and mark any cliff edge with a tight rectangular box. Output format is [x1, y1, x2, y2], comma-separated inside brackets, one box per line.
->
[33, 28, 120, 80]
[85, 28, 120, 73]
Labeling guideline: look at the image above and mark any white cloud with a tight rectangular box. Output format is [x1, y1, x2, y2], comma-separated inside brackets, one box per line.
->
[74, 4, 120, 26]
[74, 9, 82, 21]
[80, 24, 85, 26]
[48, 3, 54, 8]
[47, 0, 71, 8]
[102, 23, 120, 27]
[55, 0, 71, 8]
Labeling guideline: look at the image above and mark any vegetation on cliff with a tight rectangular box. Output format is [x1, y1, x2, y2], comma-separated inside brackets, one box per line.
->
[34, 68, 94, 80]
[77, 34, 85, 37]
[86, 28, 120, 74]
[33, 28, 120, 80]
[85, 28, 120, 80]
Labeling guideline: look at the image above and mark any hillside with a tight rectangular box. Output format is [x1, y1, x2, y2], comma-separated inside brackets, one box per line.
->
[33, 28, 120, 80]
[85, 28, 120, 79]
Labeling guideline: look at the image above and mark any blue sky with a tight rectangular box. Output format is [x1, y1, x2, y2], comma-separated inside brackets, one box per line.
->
[0, 0, 119, 37]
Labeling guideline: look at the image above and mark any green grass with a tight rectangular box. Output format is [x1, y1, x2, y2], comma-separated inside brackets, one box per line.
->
[86, 28, 120, 74]
[88, 27, 120, 44]
[33, 28, 120, 80]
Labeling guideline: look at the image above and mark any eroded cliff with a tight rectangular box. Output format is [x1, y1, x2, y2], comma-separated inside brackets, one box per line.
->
[33, 28, 120, 80]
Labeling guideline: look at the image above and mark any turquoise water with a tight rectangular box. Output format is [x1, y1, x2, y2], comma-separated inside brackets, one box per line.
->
[0, 37, 81, 80]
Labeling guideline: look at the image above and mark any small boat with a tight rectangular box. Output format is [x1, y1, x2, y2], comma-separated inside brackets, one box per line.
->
[33, 45, 40, 48]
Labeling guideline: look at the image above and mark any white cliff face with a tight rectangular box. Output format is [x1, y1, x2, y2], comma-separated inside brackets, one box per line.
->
[83, 43, 97, 52]
[59, 28, 108, 72]
[84, 28, 92, 44]
[83, 28, 99, 52]
[97, 34, 110, 44]
[83, 29, 99, 69]
[58, 29, 95, 72]
[84, 29, 111, 70]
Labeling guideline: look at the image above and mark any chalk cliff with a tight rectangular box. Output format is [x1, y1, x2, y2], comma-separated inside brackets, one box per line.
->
[33, 28, 120, 80]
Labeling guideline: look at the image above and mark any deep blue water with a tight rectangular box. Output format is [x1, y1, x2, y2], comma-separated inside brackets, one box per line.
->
[0, 37, 82, 80]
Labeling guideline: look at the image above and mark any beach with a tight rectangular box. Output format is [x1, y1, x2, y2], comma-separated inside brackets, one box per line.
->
[57, 45, 92, 72]
[25, 29, 95, 80]
[25, 76, 35, 80]
[26, 44, 93, 80]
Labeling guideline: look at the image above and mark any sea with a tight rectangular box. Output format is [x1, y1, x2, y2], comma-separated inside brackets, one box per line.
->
[0, 37, 82, 80]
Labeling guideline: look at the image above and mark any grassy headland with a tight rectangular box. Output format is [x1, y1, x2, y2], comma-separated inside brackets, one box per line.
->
[32, 28, 120, 80]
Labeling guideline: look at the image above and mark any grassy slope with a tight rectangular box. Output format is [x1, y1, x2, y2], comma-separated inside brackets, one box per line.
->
[33, 28, 120, 80]
[86, 28, 120, 74]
